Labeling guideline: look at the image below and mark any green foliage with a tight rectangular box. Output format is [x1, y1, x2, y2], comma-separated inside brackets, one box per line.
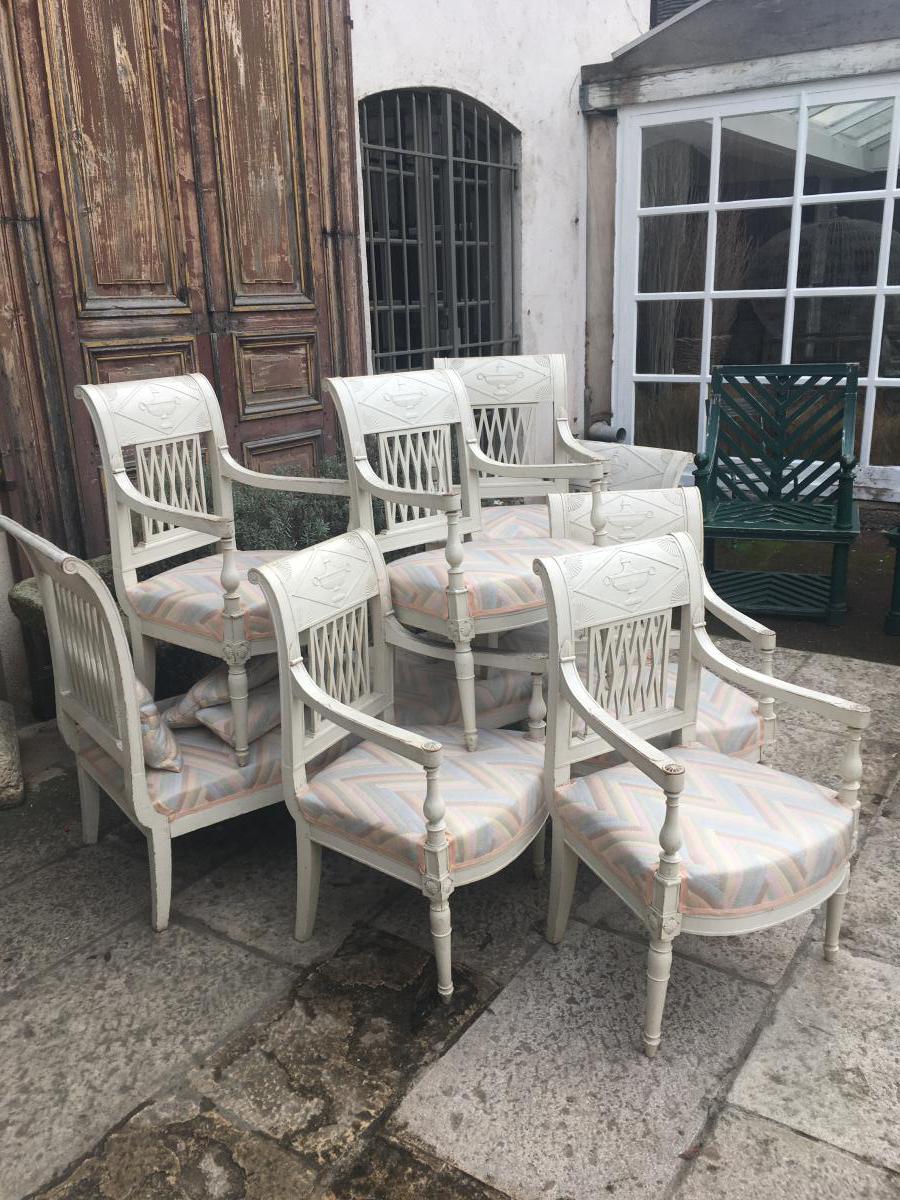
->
[232, 456, 351, 551]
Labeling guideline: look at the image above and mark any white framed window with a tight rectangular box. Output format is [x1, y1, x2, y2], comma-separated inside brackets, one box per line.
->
[613, 75, 900, 497]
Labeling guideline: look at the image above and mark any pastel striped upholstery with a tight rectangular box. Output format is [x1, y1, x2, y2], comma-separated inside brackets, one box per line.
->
[81, 724, 283, 823]
[296, 726, 545, 872]
[393, 647, 533, 728]
[196, 679, 282, 749]
[499, 623, 762, 761]
[554, 745, 853, 918]
[478, 503, 551, 540]
[126, 551, 284, 642]
[136, 680, 182, 772]
[165, 654, 279, 728]
[388, 538, 584, 621]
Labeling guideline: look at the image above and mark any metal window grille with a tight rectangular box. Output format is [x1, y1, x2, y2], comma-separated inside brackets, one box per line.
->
[360, 88, 520, 373]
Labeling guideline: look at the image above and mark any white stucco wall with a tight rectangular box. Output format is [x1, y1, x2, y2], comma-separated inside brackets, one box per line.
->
[349, 0, 649, 428]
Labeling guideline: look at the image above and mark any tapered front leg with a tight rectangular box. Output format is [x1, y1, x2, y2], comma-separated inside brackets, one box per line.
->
[445, 505, 477, 751]
[429, 894, 453, 1003]
[130, 620, 157, 695]
[643, 937, 674, 1058]
[422, 763, 454, 1001]
[220, 536, 251, 765]
[452, 640, 478, 752]
[226, 656, 250, 766]
[531, 821, 547, 880]
[824, 868, 850, 963]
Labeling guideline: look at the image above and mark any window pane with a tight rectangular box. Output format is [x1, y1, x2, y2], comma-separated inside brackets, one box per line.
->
[639, 213, 706, 292]
[805, 98, 892, 194]
[634, 382, 698, 451]
[712, 298, 785, 368]
[880, 297, 900, 377]
[719, 109, 798, 201]
[718, 208, 791, 290]
[795, 200, 884, 287]
[641, 121, 712, 207]
[870, 389, 900, 465]
[791, 296, 875, 364]
[636, 300, 705, 374]
[885, 205, 900, 284]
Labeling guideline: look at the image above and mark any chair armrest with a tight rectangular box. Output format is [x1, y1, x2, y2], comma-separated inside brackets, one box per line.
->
[556, 423, 606, 464]
[112, 473, 231, 538]
[693, 628, 869, 728]
[465, 444, 605, 485]
[561, 660, 684, 791]
[219, 450, 351, 497]
[703, 580, 776, 652]
[354, 458, 462, 514]
[292, 663, 442, 769]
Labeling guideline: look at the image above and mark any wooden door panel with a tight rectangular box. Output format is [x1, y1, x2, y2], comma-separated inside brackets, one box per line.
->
[39, 0, 189, 314]
[81, 337, 200, 386]
[233, 332, 321, 420]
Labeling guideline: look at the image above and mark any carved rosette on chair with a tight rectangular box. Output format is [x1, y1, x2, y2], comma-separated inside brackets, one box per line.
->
[323, 368, 607, 752]
[76, 373, 348, 765]
[536, 533, 869, 1056]
[251, 530, 549, 1001]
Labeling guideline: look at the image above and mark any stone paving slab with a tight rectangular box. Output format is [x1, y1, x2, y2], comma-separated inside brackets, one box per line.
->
[576, 883, 814, 987]
[830, 819, 900, 965]
[392, 924, 769, 1200]
[787, 654, 900, 735]
[0, 841, 152, 994]
[324, 1136, 510, 1200]
[183, 927, 493, 1177]
[174, 833, 401, 967]
[672, 1106, 900, 1199]
[730, 946, 900, 1173]
[0, 919, 291, 1200]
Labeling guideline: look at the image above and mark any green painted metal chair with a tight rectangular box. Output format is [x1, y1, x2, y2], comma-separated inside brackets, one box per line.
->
[694, 364, 859, 625]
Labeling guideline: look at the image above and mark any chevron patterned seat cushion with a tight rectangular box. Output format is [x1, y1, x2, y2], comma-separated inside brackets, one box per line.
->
[81, 724, 283, 822]
[478, 503, 551, 540]
[126, 550, 285, 642]
[388, 538, 584, 621]
[554, 745, 853, 918]
[296, 725, 545, 872]
[393, 647, 533, 728]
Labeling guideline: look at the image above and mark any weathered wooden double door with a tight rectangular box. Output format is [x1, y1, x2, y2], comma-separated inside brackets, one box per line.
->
[0, 0, 363, 554]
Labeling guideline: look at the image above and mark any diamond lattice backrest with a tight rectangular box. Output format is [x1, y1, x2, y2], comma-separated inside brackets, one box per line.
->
[325, 370, 480, 548]
[250, 531, 394, 770]
[534, 532, 705, 766]
[0, 517, 141, 770]
[550, 487, 704, 554]
[435, 355, 565, 497]
[76, 374, 231, 570]
[710, 364, 858, 502]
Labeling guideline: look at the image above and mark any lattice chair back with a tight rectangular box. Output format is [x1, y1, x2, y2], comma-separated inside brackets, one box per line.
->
[250, 530, 395, 783]
[0, 516, 151, 824]
[549, 486, 704, 554]
[324, 369, 480, 550]
[76, 374, 233, 584]
[706, 364, 858, 504]
[434, 354, 567, 499]
[535, 532, 705, 779]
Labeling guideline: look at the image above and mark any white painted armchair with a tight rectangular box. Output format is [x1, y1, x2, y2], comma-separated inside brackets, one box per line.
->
[251, 530, 547, 1002]
[535, 532, 870, 1056]
[0, 516, 284, 931]
[76, 373, 348, 765]
[435, 354, 693, 540]
[323, 368, 606, 752]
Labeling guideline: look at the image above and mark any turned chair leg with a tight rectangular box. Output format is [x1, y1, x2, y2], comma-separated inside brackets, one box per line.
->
[531, 822, 547, 880]
[227, 660, 250, 766]
[643, 936, 675, 1058]
[295, 825, 322, 942]
[453, 640, 478, 752]
[428, 893, 454, 1003]
[546, 820, 578, 943]
[147, 828, 173, 932]
[77, 763, 100, 845]
[824, 868, 850, 963]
